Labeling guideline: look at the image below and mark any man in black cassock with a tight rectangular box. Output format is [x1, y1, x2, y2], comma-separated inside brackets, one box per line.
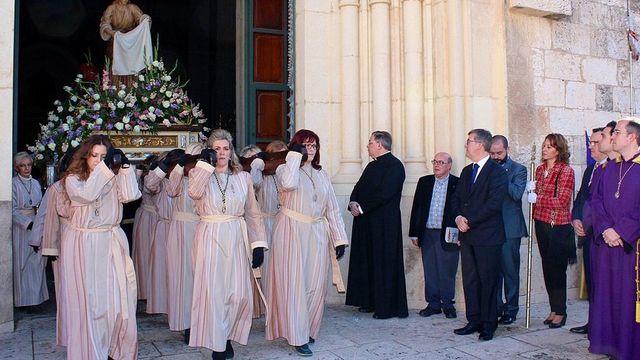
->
[345, 131, 408, 319]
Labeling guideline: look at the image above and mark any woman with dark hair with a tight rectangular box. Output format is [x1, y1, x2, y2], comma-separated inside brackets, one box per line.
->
[61, 134, 141, 359]
[187, 129, 267, 360]
[527, 133, 575, 329]
[265, 129, 348, 356]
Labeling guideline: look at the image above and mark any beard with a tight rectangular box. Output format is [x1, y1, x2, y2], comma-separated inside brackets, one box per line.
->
[494, 156, 507, 165]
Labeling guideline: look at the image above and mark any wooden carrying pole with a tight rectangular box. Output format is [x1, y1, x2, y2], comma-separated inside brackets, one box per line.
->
[525, 145, 536, 328]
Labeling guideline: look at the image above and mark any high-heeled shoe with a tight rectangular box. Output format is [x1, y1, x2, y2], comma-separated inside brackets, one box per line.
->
[548, 315, 567, 328]
[543, 312, 556, 325]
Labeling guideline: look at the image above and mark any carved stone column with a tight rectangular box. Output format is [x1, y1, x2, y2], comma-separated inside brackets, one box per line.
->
[369, 0, 392, 132]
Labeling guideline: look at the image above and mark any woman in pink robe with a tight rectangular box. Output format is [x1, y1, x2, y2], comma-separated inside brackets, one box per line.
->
[61, 135, 141, 360]
[265, 130, 348, 357]
[188, 129, 267, 360]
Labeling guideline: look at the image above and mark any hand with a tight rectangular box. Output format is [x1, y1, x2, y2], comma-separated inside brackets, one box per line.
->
[104, 146, 115, 166]
[335, 245, 346, 260]
[200, 148, 217, 165]
[27, 221, 33, 230]
[256, 151, 269, 161]
[47, 255, 58, 262]
[114, 149, 130, 165]
[149, 161, 159, 171]
[178, 153, 189, 167]
[603, 228, 622, 247]
[252, 247, 265, 268]
[526, 180, 536, 192]
[349, 201, 361, 217]
[410, 238, 419, 247]
[527, 192, 537, 203]
[290, 144, 308, 163]
[30, 245, 39, 253]
[572, 219, 586, 237]
[158, 156, 171, 173]
[455, 216, 470, 233]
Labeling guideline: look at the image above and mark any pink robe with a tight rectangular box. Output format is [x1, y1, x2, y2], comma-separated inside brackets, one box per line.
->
[166, 165, 198, 331]
[265, 152, 349, 346]
[188, 161, 267, 352]
[63, 162, 141, 360]
[143, 168, 172, 314]
[12, 175, 48, 306]
[132, 183, 158, 300]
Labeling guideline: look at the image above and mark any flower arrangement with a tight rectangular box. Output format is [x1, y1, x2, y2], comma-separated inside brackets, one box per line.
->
[28, 55, 209, 166]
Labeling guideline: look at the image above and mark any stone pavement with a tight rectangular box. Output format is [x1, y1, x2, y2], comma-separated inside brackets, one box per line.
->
[0, 299, 608, 359]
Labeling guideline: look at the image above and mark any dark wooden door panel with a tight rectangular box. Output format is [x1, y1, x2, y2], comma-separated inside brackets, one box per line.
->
[253, 33, 284, 83]
[256, 90, 285, 138]
[253, 0, 284, 30]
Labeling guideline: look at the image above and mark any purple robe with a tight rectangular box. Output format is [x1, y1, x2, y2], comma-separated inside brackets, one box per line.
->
[589, 154, 640, 360]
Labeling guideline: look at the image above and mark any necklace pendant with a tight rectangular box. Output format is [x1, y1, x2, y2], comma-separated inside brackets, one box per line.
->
[615, 191, 620, 199]
[277, 203, 281, 210]
[28, 199, 32, 206]
[221, 205, 226, 214]
[95, 209, 100, 216]
[313, 194, 318, 202]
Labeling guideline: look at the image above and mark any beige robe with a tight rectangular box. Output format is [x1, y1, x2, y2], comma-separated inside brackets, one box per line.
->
[63, 162, 141, 360]
[166, 165, 198, 331]
[265, 152, 349, 346]
[12, 175, 48, 306]
[188, 161, 267, 352]
[143, 168, 172, 314]
[132, 183, 157, 300]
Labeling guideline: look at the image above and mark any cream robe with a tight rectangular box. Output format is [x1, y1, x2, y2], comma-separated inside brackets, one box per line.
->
[166, 165, 198, 331]
[188, 161, 267, 352]
[132, 182, 158, 300]
[143, 168, 172, 314]
[63, 162, 141, 360]
[12, 175, 48, 306]
[265, 152, 349, 346]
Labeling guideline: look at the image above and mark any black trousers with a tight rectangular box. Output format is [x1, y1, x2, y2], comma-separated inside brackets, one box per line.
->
[460, 242, 501, 330]
[535, 221, 571, 315]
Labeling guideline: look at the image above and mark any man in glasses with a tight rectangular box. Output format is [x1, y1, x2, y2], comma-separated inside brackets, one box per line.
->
[408, 152, 460, 319]
[489, 135, 528, 326]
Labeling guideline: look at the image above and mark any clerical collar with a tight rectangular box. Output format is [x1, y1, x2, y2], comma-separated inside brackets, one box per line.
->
[374, 151, 391, 160]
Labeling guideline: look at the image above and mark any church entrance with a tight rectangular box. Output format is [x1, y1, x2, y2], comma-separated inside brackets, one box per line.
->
[15, 0, 291, 155]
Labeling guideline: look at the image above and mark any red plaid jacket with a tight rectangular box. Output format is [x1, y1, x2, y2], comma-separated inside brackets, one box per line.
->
[533, 162, 575, 225]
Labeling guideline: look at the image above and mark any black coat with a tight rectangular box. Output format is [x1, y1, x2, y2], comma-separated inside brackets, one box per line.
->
[408, 174, 459, 251]
[345, 152, 408, 318]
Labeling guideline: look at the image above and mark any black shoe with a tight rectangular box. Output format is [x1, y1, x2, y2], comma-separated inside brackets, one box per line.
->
[454, 323, 481, 335]
[418, 307, 442, 317]
[498, 314, 516, 325]
[358, 307, 373, 313]
[548, 315, 567, 329]
[184, 328, 190, 345]
[308, 337, 315, 344]
[478, 329, 494, 341]
[570, 324, 588, 334]
[372, 314, 392, 320]
[443, 308, 457, 319]
[225, 340, 234, 359]
[294, 344, 313, 357]
[212, 351, 226, 360]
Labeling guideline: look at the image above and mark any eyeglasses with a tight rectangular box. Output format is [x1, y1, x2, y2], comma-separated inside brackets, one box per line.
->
[431, 160, 449, 166]
[302, 143, 318, 149]
[466, 139, 480, 145]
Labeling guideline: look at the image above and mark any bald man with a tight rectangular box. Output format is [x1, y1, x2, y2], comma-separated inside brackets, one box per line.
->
[409, 152, 460, 319]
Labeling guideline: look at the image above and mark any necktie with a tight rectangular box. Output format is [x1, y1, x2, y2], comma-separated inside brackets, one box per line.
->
[470, 163, 479, 190]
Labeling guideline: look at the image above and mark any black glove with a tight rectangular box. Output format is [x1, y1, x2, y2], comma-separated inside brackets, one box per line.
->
[335, 245, 346, 260]
[178, 153, 189, 167]
[104, 146, 115, 166]
[158, 157, 170, 173]
[30, 245, 39, 253]
[289, 144, 308, 163]
[256, 151, 269, 161]
[252, 247, 265, 268]
[149, 161, 159, 171]
[27, 221, 33, 230]
[200, 148, 217, 165]
[113, 149, 130, 166]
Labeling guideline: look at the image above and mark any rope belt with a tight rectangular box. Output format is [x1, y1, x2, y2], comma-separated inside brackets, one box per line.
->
[68, 223, 135, 320]
[172, 211, 200, 223]
[279, 207, 346, 293]
[17, 208, 36, 216]
[141, 204, 157, 214]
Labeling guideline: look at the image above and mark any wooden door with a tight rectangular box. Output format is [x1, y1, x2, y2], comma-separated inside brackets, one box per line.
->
[247, 0, 289, 148]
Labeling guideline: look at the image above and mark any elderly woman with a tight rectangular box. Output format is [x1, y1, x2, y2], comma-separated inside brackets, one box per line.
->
[188, 129, 267, 360]
[12, 151, 48, 307]
[62, 134, 141, 359]
[265, 130, 348, 356]
[527, 133, 575, 329]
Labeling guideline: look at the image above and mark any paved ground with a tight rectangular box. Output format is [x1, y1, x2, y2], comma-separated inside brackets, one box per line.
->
[1, 299, 608, 359]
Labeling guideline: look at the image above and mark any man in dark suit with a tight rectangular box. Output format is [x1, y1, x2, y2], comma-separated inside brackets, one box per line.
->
[346, 131, 408, 319]
[489, 135, 527, 325]
[452, 129, 507, 341]
[569, 127, 607, 334]
[409, 152, 460, 319]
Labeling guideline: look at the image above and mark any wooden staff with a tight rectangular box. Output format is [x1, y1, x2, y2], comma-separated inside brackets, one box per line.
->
[525, 144, 537, 329]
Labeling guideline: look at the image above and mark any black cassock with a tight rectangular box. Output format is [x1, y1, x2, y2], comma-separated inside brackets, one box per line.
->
[345, 152, 408, 318]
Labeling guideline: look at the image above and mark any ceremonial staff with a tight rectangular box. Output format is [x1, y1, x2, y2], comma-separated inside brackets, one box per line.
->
[525, 144, 536, 328]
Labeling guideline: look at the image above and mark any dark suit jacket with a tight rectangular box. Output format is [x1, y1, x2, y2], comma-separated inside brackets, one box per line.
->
[572, 163, 594, 221]
[408, 174, 460, 251]
[452, 158, 508, 246]
[501, 157, 528, 239]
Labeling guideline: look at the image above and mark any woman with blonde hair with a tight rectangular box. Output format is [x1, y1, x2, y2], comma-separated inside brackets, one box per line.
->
[188, 129, 267, 360]
[61, 134, 140, 359]
[527, 133, 575, 329]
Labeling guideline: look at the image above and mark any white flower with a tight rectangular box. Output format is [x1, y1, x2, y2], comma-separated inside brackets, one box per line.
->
[95, 117, 103, 125]
[57, 106, 63, 113]
[68, 106, 75, 112]
[53, 100, 61, 106]
[149, 92, 156, 99]
[148, 106, 155, 113]
[133, 125, 141, 132]
[127, 102, 134, 108]
[165, 91, 172, 98]
[162, 75, 171, 81]
[61, 142, 69, 153]
[117, 90, 126, 98]
[47, 142, 56, 151]
[70, 96, 78, 102]
[117, 101, 125, 109]
[66, 116, 74, 124]
[63, 86, 72, 92]
[160, 85, 167, 93]
[62, 123, 70, 131]
[114, 122, 124, 130]
[93, 103, 101, 111]
[152, 60, 160, 67]
[139, 114, 147, 120]
[79, 108, 86, 115]
[138, 75, 145, 81]
[37, 144, 45, 152]
[148, 113, 156, 121]
[87, 123, 95, 130]
[71, 140, 80, 147]
[122, 115, 130, 124]
[48, 121, 56, 128]
[162, 119, 171, 126]
[93, 94, 100, 100]
[141, 96, 148, 103]
[76, 74, 83, 79]
[36, 154, 44, 160]
[162, 100, 170, 108]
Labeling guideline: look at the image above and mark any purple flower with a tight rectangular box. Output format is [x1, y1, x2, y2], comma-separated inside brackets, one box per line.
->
[106, 123, 113, 130]
[94, 125, 101, 131]
[145, 85, 152, 91]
